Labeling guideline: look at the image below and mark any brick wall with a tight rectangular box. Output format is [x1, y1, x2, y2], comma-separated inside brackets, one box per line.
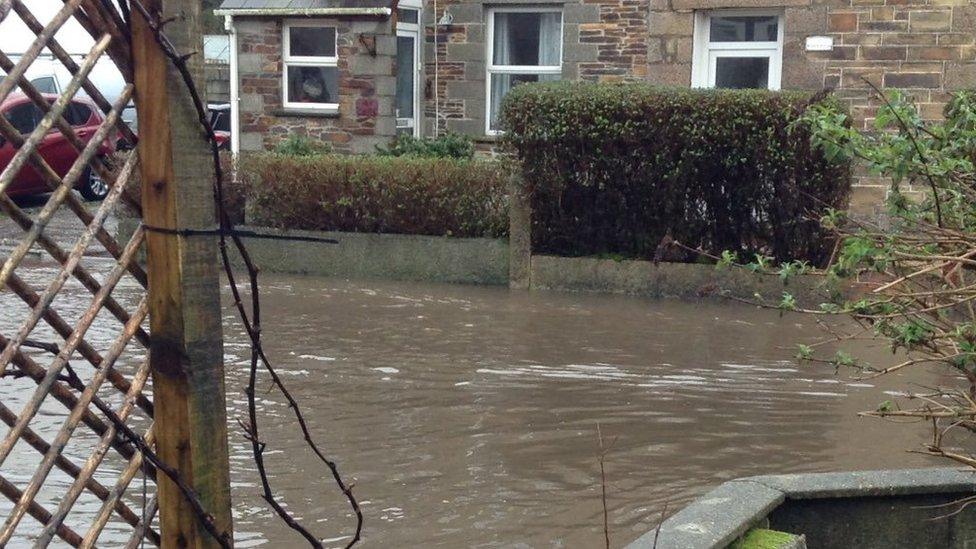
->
[235, 17, 396, 154]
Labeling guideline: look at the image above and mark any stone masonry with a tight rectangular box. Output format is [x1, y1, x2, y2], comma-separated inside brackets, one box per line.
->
[423, 0, 650, 138]
[235, 16, 396, 154]
[228, 0, 973, 176]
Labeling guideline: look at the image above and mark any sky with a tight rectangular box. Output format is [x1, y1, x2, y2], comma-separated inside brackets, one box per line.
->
[0, 0, 110, 56]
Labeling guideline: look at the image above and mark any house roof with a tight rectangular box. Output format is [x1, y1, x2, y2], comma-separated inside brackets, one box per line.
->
[216, 0, 391, 12]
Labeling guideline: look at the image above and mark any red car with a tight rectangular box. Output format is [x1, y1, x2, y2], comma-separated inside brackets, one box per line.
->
[1, 93, 115, 200]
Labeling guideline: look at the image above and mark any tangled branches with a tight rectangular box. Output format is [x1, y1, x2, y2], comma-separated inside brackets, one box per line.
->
[731, 85, 976, 468]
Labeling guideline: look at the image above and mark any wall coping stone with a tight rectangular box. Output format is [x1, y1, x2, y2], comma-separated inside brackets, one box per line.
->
[626, 468, 976, 549]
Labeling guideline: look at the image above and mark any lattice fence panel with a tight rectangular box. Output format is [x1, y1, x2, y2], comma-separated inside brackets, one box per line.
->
[0, 0, 161, 546]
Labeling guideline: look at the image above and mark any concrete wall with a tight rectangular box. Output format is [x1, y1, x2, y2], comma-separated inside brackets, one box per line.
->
[205, 62, 231, 104]
[529, 255, 824, 301]
[627, 468, 976, 549]
[224, 225, 510, 285]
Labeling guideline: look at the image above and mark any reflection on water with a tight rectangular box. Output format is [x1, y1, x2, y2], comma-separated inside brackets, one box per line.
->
[1, 260, 938, 547]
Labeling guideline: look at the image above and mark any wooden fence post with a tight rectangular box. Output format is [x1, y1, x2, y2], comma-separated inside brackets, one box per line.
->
[131, 1, 234, 547]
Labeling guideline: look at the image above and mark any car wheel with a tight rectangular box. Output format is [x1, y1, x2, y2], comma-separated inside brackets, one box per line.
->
[79, 164, 109, 201]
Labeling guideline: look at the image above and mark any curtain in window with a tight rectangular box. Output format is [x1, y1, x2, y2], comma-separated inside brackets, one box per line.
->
[538, 13, 560, 66]
[490, 13, 512, 129]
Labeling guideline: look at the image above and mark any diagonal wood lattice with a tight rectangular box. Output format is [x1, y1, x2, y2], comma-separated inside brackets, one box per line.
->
[0, 1, 231, 546]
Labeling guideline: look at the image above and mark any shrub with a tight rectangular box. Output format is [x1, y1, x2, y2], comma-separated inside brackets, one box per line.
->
[762, 90, 976, 467]
[273, 135, 332, 156]
[239, 154, 510, 238]
[501, 82, 852, 266]
[375, 133, 475, 159]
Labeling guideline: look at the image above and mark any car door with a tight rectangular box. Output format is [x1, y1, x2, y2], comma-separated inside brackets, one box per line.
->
[37, 101, 92, 182]
[0, 102, 44, 195]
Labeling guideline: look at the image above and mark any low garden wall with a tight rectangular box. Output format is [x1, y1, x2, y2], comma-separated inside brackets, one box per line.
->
[528, 255, 822, 301]
[223, 226, 509, 285]
[626, 468, 976, 549]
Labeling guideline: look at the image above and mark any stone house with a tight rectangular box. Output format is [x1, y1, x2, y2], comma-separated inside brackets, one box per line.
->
[216, 0, 974, 161]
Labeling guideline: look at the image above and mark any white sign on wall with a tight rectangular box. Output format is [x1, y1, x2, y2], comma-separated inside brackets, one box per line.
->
[805, 36, 834, 52]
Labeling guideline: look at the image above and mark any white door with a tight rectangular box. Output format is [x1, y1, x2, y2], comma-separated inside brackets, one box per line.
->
[396, 10, 421, 137]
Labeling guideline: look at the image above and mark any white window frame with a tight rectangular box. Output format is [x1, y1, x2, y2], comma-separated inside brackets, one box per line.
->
[485, 6, 563, 135]
[282, 20, 339, 111]
[691, 10, 784, 90]
[396, 6, 422, 136]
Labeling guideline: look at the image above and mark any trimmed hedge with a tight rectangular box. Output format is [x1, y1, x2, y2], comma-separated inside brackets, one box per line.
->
[239, 154, 510, 238]
[501, 82, 852, 265]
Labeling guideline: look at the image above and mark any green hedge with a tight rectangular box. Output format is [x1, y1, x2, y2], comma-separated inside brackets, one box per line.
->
[501, 82, 852, 265]
[239, 154, 510, 238]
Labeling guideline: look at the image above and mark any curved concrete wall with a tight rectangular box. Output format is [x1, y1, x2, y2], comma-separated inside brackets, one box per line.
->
[627, 468, 976, 549]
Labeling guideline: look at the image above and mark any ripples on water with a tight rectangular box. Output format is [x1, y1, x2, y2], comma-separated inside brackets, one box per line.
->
[2, 263, 938, 547]
[219, 276, 934, 548]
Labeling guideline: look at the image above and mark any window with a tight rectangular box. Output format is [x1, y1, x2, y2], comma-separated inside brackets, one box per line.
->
[692, 11, 783, 90]
[486, 8, 562, 134]
[282, 22, 339, 110]
[63, 102, 93, 126]
[29, 76, 58, 94]
[4, 103, 41, 134]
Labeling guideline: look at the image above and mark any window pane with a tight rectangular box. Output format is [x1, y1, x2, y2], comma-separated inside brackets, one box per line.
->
[289, 26, 336, 57]
[30, 76, 58, 94]
[492, 12, 561, 66]
[398, 9, 419, 24]
[4, 104, 40, 134]
[709, 16, 778, 42]
[396, 36, 415, 121]
[64, 102, 93, 126]
[286, 65, 339, 105]
[489, 73, 558, 130]
[714, 57, 769, 89]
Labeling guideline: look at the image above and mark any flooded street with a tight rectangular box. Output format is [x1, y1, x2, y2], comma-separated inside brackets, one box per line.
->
[1, 249, 940, 547]
[221, 275, 935, 548]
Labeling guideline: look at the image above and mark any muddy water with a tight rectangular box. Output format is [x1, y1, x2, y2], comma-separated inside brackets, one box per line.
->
[221, 275, 935, 548]
[0, 257, 940, 548]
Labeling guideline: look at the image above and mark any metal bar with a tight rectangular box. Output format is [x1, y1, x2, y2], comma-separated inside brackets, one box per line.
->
[123, 495, 160, 549]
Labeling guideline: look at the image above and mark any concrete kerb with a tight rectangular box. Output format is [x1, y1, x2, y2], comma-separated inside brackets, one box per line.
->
[626, 468, 976, 549]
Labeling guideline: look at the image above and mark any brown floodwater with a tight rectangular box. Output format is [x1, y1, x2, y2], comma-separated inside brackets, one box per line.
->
[0, 254, 947, 547]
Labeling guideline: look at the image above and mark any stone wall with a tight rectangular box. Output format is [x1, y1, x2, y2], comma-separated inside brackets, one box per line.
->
[423, 0, 650, 137]
[234, 17, 396, 154]
[647, 0, 974, 129]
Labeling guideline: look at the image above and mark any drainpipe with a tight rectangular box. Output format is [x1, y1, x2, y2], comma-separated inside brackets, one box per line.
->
[225, 14, 240, 156]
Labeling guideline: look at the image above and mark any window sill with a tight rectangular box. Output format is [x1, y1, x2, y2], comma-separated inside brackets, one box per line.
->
[272, 108, 340, 118]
